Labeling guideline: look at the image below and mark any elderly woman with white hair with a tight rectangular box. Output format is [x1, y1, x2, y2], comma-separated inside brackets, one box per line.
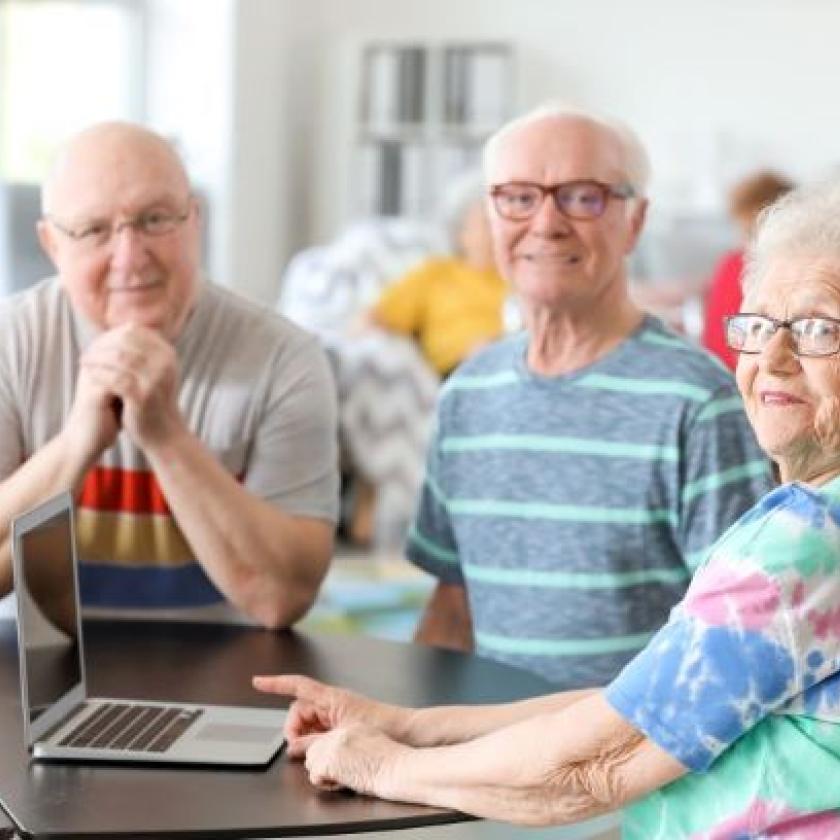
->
[256, 177, 840, 837]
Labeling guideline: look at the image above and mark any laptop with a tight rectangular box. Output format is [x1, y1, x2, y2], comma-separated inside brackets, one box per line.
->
[11, 491, 287, 766]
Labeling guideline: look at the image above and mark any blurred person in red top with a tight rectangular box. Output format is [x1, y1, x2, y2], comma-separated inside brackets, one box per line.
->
[701, 170, 793, 369]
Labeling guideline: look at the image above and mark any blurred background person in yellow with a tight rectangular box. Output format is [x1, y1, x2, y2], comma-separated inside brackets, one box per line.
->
[369, 173, 509, 379]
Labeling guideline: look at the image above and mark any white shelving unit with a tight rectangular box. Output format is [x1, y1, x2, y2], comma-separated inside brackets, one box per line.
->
[354, 41, 513, 218]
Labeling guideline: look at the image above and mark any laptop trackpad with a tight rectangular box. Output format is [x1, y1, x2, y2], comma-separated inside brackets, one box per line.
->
[195, 723, 279, 744]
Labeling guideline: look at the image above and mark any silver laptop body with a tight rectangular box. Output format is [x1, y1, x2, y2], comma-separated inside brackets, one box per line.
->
[11, 491, 286, 766]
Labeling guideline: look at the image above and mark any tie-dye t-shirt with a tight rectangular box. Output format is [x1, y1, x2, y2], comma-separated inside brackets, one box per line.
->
[605, 478, 840, 838]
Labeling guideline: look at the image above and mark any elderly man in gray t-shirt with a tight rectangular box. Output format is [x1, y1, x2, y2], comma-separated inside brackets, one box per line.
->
[409, 104, 773, 688]
[0, 122, 338, 628]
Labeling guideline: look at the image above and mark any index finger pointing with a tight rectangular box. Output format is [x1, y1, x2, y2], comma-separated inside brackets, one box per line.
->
[252, 674, 325, 701]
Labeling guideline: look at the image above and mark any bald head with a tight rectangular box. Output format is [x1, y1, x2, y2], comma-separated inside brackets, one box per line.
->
[483, 103, 651, 196]
[42, 122, 190, 217]
[37, 121, 201, 339]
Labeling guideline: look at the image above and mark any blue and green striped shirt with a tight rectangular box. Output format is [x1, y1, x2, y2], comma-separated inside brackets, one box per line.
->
[407, 316, 773, 688]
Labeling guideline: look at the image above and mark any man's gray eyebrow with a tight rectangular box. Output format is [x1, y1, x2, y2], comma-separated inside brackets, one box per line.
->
[60, 198, 184, 222]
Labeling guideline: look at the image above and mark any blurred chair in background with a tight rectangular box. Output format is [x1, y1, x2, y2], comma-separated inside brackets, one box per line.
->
[279, 218, 444, 550]
[701, 169, 794, 369]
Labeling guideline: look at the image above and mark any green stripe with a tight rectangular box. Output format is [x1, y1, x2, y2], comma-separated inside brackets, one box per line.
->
[697, 395, 746, 422]
[443, 371, 519, 393]
[706, 352, 732, 374]
[476, 630, 655, 657]
[576, 374, 711, 402]
[425, 473, 448, 507]
[684, 547, 712, 572]
[407, 526, 458, 564]
[681, 460, 771, 506]
[448, 499, 677, 527]
[441, 434, 678, 461]
[464, 563, 689, 589]
[639, 330, 686, 349]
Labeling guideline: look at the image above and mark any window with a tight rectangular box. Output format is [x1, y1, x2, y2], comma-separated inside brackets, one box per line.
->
[0, 0, 145, 183]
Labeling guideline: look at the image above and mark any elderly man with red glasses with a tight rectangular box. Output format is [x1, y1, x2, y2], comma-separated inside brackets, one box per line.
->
[403, 103, 773, 690]
[0, 122, 338, 628]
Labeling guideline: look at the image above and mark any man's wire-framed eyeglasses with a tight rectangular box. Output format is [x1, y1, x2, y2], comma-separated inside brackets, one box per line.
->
[45, 203, 193, 252]
[724, 313, 840, 358]
[489, 180, 636, 222]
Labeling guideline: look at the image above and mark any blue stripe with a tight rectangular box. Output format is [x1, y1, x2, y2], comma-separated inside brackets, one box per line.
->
[78, 561, 223, 608]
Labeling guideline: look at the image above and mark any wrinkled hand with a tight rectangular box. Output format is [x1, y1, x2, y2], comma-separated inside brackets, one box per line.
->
[80, 324, 185, 449]
[252, 674, 403, 759]
[303, 722, 406, 795]
[65, 361, 123, 469]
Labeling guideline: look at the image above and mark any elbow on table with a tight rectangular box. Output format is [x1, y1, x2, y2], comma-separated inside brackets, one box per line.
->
[238, 567, 324, 630]
[233, 530, 332, 629]
[245, 585, 317, 630]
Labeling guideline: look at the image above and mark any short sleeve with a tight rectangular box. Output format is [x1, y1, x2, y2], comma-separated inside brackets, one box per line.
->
[372, 263, 431, 336]
[405, 413, 464, 586]
[243, 334, 340, 522]
[0, 306, 24, 480]
[605, 483, 840, 772]
[679, 384, 774, 571]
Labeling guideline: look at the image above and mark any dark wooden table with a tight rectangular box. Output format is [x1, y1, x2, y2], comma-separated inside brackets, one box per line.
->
[0, 619, 552, 839]
[0, 808, 12, 840]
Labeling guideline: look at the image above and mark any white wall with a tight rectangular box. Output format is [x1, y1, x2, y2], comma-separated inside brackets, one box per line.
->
[145, 0, 328, 305]
[145, 0, 236, 292]
[309, 0, 840, 238]
[228, 0, 329, 303]
[144, 0, 840, 302]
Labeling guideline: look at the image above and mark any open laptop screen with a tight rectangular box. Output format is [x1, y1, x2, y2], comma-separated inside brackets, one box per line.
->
[16, 503, 82, 724]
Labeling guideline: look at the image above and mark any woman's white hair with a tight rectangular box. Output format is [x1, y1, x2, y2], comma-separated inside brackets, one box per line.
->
[743, 177, 840, 302]
[437, 169, 486, 254]
[482, 101, 652, 196]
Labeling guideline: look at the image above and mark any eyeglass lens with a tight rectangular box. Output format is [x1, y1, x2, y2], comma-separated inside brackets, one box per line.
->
[726, 315, 840, 356]
[493, 182, 609, 220]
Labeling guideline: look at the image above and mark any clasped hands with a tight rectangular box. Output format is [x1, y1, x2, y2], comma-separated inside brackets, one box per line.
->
[253, 674, 410, 797]
[67, 323, 185, 464]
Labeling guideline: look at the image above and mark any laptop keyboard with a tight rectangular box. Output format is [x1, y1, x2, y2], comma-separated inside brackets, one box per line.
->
[58, 702, 204, 753]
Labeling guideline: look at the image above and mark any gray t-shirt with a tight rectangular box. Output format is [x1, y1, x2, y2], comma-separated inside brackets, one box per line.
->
[408, 316, 773, 688]
[0, 277, 339, 617]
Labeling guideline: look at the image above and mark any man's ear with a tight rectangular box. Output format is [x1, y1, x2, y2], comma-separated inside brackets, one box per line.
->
[188, 194, 202, 228]
[625, 198, 649, 254]
[36, 219, 60, 270]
